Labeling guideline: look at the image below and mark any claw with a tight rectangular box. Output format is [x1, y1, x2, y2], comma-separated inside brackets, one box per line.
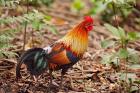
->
[33, 75, 37, 82]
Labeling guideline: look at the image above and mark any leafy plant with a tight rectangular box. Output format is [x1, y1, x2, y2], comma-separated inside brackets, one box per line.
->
[0, 0, 20, 8]
[71, 0, 85, 13]
[99, 0, 140, 92]
[101, 24, 140, 64]
[0, 29, 20, 58]
[117, 72, 140, 93]
[89, 0, 108, 14]
[20, 0, 54, 6]
[41, 0, 54, 6]
[105, 23, 140, 43]
[0, 10, 57, 58]
[90, 0, 136, 22]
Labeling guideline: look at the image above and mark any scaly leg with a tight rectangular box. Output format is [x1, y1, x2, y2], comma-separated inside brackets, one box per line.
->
[60, 68, 68, 89]
[49, 70, 53, 86]
[60, 73, 64, 89]
[33, 75, 37, 82]
[48, 70, 53, 92]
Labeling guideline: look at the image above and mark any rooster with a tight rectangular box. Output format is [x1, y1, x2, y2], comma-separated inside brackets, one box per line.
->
[16, 16, 94, 88]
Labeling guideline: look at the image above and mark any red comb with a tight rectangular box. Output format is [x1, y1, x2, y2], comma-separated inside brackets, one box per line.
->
[84, 16, 93, 23]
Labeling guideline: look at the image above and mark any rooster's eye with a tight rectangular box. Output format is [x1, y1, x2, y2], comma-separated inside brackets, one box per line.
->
[85, 23, 90, 26]
[85, 23, 93, 27]
[85, 25, 93, 31]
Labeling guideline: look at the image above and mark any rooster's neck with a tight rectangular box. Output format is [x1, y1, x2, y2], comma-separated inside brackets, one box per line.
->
[58, 25, 88, 56]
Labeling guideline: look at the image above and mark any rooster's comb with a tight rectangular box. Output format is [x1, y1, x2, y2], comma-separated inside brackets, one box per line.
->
[84, 16, 93, 23]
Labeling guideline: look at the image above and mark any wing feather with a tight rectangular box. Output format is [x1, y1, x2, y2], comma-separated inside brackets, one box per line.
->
[46, 43, 81, 70]
[47, 43, 70, 65]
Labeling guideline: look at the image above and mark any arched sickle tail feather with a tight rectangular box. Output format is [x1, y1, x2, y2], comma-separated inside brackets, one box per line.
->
[16, 48, 47, 80]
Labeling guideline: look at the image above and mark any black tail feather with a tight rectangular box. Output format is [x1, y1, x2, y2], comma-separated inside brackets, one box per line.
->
[16, 48, 48, 80]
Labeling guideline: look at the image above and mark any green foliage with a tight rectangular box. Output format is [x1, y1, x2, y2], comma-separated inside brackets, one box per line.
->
[129, 64, 140, 69]
[77, 0, 139, 92]
[0, 10, 44, 24]
[104, 23, 140, 43]
[117, 72, 140, 92]
[101, 53, 112, 64]
[101, 39, 115, 48]
[90, 0, 136, 22]
[90, 0, 108, 14]
[101, 52, 118, 65]
[101, 48, 140, 66]
[32, 19, 43, 31]
[105, 24, 127, 47]
[101, 24, 140, 66]
[0, 0, 20, 9]
[105, 23, 125, 38]
[46, 25, 57, 34]
[0, 29, 20, 58]
[127, 48, 140, 64]
[71, 0, 85, 12]
[0, 10, 56, 33]
[41, 0, 54, 6]
[44, 15, 52, 21]
[117, 48, 128, 58]
[127, 32, 140, 41]
[118, 72, 137, 82]
[0, 10, 56, 58]
[22, 0, 54, 6]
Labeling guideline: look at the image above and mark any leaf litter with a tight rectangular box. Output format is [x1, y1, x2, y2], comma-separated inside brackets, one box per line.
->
[0, 0, 140, 93]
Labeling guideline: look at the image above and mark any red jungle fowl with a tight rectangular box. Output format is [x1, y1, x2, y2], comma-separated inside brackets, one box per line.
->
[16, 16, 94, 88]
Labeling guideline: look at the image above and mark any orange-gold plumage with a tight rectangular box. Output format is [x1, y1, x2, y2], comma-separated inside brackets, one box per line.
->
[16, 16, 94, 89]
[57, 16, 93, 55]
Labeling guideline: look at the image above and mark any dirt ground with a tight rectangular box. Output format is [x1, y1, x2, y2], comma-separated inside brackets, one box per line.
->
[0, 0, 140, 93]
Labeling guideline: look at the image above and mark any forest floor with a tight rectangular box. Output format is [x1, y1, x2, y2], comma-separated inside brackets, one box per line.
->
[0, 0, 140, 93]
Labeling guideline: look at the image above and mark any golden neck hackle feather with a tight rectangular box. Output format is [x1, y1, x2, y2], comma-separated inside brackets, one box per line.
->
[58, 22, 88, 56]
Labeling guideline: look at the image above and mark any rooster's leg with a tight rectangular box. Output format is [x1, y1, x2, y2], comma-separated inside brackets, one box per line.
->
[60, 68, 68, 89]
[48, 70, 53, 88]
[60, 73, 64, 89]
[33, 75, 37, 82]
[47, 70, 53, 92]
[49, 70, 53, 85]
